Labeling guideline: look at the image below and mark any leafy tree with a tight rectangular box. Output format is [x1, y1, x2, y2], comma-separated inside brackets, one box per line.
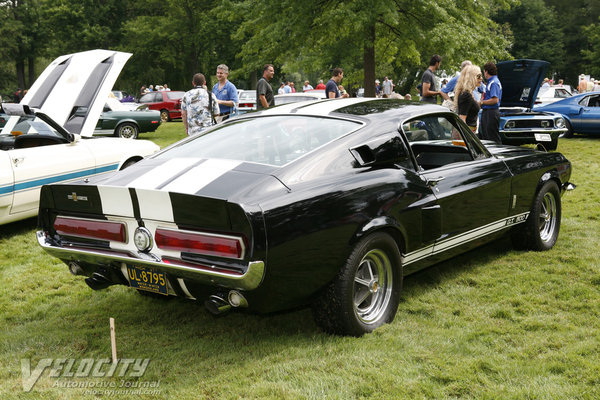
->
[43, 0, 129, 55]
[581, 19, 600, 78]
[234, 0, 514, 96]
[0, 0, 47, 90]
[118, 0, 238, 93]
[542, 0, 600, 85]
[494, 0, 566, 81]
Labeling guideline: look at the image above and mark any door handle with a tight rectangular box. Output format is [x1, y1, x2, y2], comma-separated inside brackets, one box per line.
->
[12, 157, 24, 167]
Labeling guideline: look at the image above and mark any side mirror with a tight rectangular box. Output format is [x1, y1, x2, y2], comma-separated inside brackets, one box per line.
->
[350, 134, 408, 167]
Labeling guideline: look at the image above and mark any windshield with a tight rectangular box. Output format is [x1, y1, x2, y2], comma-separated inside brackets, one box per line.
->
[157, 115, 361, 166]
[0, 115, 63, 138]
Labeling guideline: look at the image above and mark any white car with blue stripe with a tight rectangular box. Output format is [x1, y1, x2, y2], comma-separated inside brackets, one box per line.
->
[0, 49, 159, 225]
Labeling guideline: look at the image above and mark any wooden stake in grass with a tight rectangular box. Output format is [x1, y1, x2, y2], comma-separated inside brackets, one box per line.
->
[110, 317, 117, 363]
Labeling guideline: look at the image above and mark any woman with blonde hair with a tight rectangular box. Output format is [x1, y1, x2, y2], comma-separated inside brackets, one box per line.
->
[454, 65, 482, 132]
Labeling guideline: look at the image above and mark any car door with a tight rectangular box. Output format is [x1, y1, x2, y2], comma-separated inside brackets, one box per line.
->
[0, 151, 14, 218]
[403, 114, 513, 257]
[9, 141, 95, 214]
[573, 94, 600, 134]
[94, 105, 116, 135]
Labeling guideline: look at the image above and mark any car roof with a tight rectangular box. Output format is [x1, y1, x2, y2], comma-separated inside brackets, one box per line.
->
[252, 97, 447, 124]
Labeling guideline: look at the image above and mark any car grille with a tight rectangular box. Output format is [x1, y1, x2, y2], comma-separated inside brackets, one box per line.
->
[512, 120, 554, 128]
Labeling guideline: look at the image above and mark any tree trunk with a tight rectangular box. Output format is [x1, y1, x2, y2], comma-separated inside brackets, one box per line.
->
[363, 24, 376, 98]
[17, 60, 26, 90]
[28, 56, 35, 88]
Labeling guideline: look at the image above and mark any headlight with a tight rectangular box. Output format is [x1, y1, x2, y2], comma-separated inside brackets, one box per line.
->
[505, 120, 515, 129]
[555, 118, 565, 129]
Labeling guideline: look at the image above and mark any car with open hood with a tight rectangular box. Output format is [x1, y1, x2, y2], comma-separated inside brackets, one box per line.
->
[0, 49, 159, 225]
[497, 59, 568, 150]
[533, 91, 600, 137]
[37, 98, 574, 336]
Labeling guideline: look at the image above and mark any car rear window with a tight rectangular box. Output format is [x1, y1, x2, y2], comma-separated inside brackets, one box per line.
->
[157, 115, 361, 166]
[275, 95, 322, 105]
[239, 91, 256, 100]
[167, 92, 184, 100]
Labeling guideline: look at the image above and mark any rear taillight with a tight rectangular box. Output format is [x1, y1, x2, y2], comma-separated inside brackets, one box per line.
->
[54, 216, 127, 243]
[239, 103, 254, 108]
[155, 228, 245, 259]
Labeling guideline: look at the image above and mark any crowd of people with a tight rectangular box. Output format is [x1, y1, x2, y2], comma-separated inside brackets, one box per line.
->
[155, 56, 593, 142]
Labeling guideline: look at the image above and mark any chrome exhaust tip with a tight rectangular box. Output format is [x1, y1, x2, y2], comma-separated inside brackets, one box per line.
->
[84, 272, 114, 290]
[204, 295, 232, 315]
[228, 290, 248, 308]
[68, 262, 84, 276]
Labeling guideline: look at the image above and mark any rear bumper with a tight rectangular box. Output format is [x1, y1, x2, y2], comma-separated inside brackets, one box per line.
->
[37, 230, 265, 291]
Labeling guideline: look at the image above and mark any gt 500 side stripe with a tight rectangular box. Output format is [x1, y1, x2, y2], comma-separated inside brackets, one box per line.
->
[402, 212, 530, 265]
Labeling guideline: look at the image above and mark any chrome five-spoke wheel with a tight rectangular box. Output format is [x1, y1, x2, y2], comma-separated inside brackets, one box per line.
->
[353, 249, 393, 325]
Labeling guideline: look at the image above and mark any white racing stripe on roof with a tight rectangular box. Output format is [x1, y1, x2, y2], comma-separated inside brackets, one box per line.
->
[161, 159, 242, 195]
[126, 158, 199, 190]
[98, 186, 134, 217]
[136, 188, 174, 222]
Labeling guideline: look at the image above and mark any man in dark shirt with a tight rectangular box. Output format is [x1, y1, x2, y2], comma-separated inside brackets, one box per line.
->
[325, 68, 350, 99]
[257, 64, 275, 109]
[420, 55, 442, 104]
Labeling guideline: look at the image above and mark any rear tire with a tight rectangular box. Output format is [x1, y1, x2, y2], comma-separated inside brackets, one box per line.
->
[160, 109, 170, 122]
[116, 122, 138, 139]
[511, 180, 561, 251]
[312, 232, 402, 336]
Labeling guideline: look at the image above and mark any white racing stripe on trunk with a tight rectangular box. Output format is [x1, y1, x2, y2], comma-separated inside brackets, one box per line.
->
[161, 159, 242, 195]
[136, 189, 174, 222]
[126, 158, 200, 190]
[98, 186, 134, 217]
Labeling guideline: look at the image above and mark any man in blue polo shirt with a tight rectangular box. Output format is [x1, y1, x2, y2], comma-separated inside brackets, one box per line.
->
[479, 61, 502, 143]
[212, 64, 238, 122]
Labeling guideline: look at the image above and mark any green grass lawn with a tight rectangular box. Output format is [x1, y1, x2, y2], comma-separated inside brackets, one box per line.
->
[1, 124, 599, 399]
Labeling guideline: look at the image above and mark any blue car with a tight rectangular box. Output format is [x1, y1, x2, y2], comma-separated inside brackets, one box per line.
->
[496, 60, 568, 150]
[533, 91, 600, 137]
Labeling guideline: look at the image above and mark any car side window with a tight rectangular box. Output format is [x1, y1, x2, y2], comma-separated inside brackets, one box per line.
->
[587, 95, 600, 107]
[139, 93, 152, 103]
[401, 114, 488, 171]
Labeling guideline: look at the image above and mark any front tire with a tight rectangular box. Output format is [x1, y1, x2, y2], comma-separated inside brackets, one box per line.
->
[560, 119, 573, 138]
[512, 180, 561, 251]
[545, 137, 558, 151]
[116, 122, 138, 139]
[312, 232, 402, 336]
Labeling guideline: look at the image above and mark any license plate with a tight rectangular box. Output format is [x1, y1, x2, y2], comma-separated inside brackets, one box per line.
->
[534, 133, 551, 142]
[126, 265, 168, 295]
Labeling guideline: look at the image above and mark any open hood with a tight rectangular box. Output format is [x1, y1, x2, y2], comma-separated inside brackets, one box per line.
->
[497, 59, 549, 109]
[20, 49, 132, 137]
